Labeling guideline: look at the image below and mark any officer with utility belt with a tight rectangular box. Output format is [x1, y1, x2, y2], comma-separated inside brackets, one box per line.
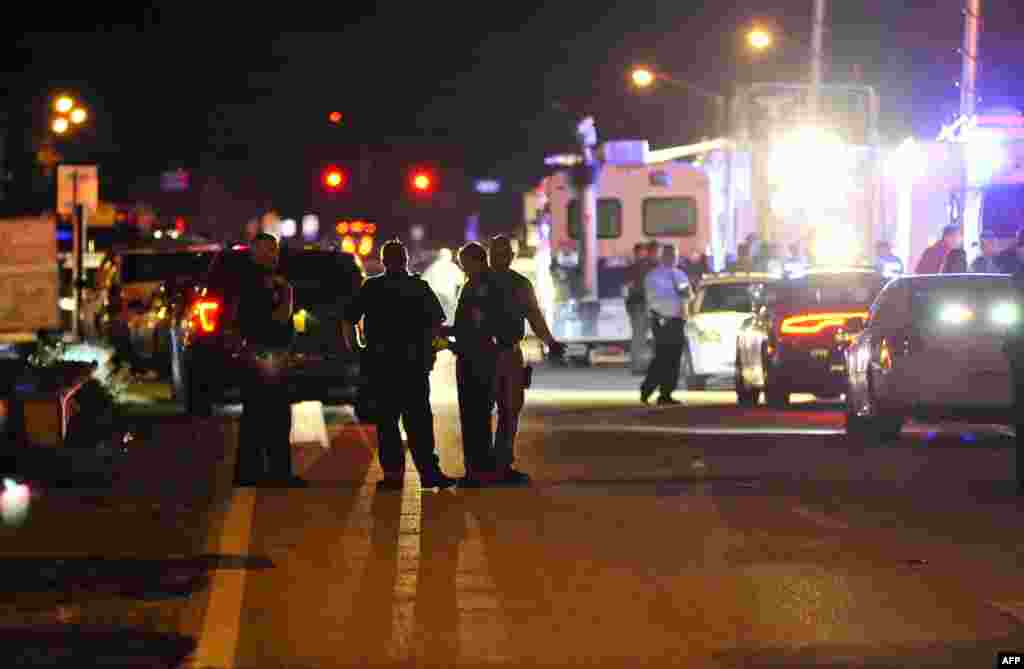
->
[1003, 238, 1024, 495]
[640, 243, 691, 406]
[343, 239, 456, 491]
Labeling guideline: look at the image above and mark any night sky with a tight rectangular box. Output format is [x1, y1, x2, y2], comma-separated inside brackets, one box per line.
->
[2, 2, 1022, 224]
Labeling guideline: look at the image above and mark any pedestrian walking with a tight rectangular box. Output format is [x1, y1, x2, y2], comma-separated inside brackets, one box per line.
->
[444, 242, 504, 487]
[235, 233, 305, 487]
[487, 235, 565, 485]
[343, 239, 456, 491]
[640, 244, 691, 406]
[626, 241, 658, 374]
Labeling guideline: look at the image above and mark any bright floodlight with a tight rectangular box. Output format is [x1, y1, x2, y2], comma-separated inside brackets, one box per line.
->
[813, 221, 860, 265]
[769, 126, 853, 210]
[886, 137, 925, 182]
[279, 219, 297, 238]
[52, 118, 69, 134]
[965, 131, 1007, 186]
[55, 96, 74, 113]
[631, 68, 655, 88]
[748, 29, 773, 50]
[940, 303, 974, 324]
[992, 302, 1019, 326]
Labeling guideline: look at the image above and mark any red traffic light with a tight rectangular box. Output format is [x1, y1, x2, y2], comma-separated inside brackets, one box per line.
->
[323, 166, 348, 192]
[410, 169, 435, 193]
[328, 111, 343, 124]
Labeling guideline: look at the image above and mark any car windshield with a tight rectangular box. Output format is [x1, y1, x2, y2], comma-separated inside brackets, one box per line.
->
[700, 283, 758, 313]
[120, 252, 215, 283]
[911, 276, 1020, 332]
[767, 273, 885, 308]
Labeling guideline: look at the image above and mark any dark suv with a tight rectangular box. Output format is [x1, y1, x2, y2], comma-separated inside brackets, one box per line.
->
[169, 245, 367, 416]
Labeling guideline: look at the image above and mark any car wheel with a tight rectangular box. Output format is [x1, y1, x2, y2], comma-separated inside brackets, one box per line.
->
[845, 370, 903, 442]
[681, 348, 706, 390]
[762, 353, 789, 409]
[735, 351, 760, 407]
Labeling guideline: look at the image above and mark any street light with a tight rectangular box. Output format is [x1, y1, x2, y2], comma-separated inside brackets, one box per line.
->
[70, 108, 87, 125]
[631, 67, 655, 88]
[52, 118, 69, 134]
[628, 66, 726, 137]
[747, 28, 774, 51]
[55, 96, 74, 114]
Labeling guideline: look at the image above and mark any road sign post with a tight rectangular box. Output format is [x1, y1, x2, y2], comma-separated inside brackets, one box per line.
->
[57, 165, 98, 342]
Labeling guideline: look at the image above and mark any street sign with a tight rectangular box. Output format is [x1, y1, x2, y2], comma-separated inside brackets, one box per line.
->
[57, 165, 98, 216]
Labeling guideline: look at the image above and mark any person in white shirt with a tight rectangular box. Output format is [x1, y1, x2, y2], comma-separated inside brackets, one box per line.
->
[641, 244, 691, 405]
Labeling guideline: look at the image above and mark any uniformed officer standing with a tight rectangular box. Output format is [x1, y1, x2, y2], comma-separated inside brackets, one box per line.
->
[640, 243, 691, 406]
[1004, 238, 1024, 494]
[444, 242, 503, 487]
[235, 233, 305, 487]
[343, 239, 456, 490]
[487, 235, 565, 485]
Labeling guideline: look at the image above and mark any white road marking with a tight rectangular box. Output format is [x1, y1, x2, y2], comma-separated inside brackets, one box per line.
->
[548, 424, 844, 436]
[190, 489, 257, 669]
[792, 506, 851, 531]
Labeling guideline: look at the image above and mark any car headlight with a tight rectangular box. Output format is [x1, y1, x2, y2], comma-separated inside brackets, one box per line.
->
[940, 303, 974, 324]
[992, 302, 1019, 326]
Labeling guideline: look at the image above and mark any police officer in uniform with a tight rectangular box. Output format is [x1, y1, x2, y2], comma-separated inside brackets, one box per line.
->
[235, 233, 305, 487]
[444, 242, 503, 487]
[487, 235, 565, 485]
[343, 239, 456, 490]
[640, 243, 691, 406]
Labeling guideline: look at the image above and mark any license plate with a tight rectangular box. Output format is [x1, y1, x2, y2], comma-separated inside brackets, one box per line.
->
[811, 348, 830, 360]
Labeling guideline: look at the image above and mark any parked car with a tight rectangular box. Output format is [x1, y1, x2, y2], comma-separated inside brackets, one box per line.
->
[845, 273, 1019, 440]
[683, 272, 777, 390]
[93, 239, 221, 371]
[169, 245, 367, 417]
[735, 267, 888, 408]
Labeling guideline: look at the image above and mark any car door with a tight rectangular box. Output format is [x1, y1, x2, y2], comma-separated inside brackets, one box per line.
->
[283, 251, 363, 359]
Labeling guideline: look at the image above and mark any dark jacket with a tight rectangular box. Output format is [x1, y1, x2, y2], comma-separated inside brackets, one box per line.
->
[996, 246, 1021, 275]
[237, 264, 293, 350]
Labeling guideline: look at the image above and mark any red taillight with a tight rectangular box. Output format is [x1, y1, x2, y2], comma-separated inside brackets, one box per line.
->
[779, 311, 869, 336]
[191, 299, 221, 334]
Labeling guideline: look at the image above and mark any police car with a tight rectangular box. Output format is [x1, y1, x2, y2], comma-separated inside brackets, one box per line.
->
[683, 273, 776, 390]
[845, 273, 1021, 440]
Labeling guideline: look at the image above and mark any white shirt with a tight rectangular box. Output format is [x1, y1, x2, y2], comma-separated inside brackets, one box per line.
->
[644, 264, 690, 319]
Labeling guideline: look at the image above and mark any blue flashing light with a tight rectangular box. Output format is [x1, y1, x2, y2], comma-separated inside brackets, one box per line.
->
[961, 432, 977, 443]
[57, 229, 72, 242]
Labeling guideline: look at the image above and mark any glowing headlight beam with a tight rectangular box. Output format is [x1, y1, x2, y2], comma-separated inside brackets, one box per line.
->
[940, 304, 974, 324]
[992, 303, 1019, 326]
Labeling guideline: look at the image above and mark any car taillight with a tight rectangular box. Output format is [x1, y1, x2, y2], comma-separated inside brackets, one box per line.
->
[190, 298, 221, 334]
[779, 312, 869, 335]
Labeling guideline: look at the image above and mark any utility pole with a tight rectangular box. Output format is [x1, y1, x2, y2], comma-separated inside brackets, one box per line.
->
[809, 0, 826, 120]
[575, 117, 600, 304]
[959, 0, 982, 248]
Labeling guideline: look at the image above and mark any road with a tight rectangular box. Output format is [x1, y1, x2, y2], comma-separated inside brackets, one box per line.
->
[2, 357, 1024, 667]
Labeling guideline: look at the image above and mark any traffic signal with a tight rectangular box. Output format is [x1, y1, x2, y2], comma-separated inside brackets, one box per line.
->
[322, 165, 349, 192]
[328, 111, 343, 125]
[409, 167, 436, 195]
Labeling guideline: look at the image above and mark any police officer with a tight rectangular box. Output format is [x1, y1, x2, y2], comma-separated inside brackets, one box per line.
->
[641, 243, 691, 406]
[343, 239, 456, 491]
[626, 241, 658, 375]
[1004, 237, 1024, 494]
[445, 242, 503, 487]
[235, 233, 305, 487]
[487, 235, 565, 485]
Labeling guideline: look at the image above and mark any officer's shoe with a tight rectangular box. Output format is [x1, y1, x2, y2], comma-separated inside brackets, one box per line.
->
[459, 470, 503, 488]
[641, 386, 654, 405]
[657, 395, 682, 406]
[420, 472, 457, 490]
[495, 468, 532, 486]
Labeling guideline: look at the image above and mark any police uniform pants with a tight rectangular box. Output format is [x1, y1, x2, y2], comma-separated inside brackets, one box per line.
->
[493, 345, 526, 471]
[371, 366, 442, 478]
[236, 355, 293, 484]
[456, 354, 498, 474]
[628, 303, 650, 373]
[642, 316, 686, 399]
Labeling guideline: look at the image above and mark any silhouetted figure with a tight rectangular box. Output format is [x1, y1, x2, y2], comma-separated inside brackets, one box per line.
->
[343, 239, 456, 490]
[235, 233, 304, 487]
[641, 244, 691, 406]
[487, 235, 565, 485]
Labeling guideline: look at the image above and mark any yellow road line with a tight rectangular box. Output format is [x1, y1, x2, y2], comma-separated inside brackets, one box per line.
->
[190, 489, 257, 669]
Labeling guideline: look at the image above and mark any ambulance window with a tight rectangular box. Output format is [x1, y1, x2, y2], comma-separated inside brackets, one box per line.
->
[643, 197, 697, 237]
[567, 198, 622, 239]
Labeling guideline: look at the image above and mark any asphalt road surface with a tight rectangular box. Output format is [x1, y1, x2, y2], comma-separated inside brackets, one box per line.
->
[3, 356, 1024, 668]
